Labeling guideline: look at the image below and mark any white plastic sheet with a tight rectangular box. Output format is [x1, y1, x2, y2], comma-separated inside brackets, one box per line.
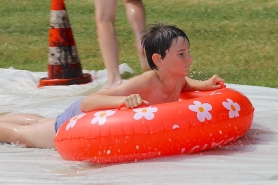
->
[0, 66, 277, 184]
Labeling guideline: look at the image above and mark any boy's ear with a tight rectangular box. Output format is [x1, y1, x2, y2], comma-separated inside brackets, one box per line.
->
[152, 53, 162, 67]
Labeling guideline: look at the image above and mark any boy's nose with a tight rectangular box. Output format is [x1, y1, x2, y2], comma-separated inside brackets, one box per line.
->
[187, 55, 193, 63]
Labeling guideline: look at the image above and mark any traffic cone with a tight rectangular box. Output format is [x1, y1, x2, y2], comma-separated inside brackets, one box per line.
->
[39, 0, 92, 87]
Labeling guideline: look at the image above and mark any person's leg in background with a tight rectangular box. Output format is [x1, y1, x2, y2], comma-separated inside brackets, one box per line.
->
[124, 0, 150, 71]
[94, 0, 122, 90]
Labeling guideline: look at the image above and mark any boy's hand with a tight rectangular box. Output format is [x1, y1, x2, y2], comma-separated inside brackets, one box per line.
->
[203, 75, 225, 90]
[120, 94, 149, 109]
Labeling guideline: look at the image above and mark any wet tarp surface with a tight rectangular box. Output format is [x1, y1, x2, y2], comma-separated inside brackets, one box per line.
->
[0, 65, 277, 184]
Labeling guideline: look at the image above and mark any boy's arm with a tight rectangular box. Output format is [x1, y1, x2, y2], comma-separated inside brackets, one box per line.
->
[80, 75, 149, 112]
[182, 75, 224, 92]
[80, 93, 126, 112]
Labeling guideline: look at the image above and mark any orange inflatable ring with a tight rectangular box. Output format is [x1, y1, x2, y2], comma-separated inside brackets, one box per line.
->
[54, 83, 254, 164]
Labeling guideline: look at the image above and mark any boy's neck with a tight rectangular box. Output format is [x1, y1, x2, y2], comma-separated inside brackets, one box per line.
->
[154, 71, 181, 93]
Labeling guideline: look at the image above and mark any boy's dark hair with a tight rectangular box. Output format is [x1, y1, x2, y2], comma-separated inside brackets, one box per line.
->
[141, 23, 190, 70]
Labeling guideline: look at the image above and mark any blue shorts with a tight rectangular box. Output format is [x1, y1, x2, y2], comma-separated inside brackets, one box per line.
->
[54, 98, 83, 133]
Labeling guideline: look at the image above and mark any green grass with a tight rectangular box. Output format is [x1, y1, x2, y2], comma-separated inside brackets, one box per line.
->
[0, 0, 277, 88]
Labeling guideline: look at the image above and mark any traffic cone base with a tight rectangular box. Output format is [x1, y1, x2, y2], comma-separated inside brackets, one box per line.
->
[39, 73, 92, 87]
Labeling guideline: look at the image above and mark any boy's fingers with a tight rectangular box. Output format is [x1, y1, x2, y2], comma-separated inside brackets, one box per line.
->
[143, 100, 150, 105]
[135, 94, 142, 106]
[213, 84, 222, 89]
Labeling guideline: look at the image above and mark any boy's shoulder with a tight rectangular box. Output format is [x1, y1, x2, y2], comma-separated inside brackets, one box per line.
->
[126, 71, 156, 88]
[133, 71, 156, 83]
[111, 71, 156, 95]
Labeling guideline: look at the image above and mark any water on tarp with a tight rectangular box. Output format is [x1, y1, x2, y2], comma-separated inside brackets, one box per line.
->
[0, 65, 278, 184]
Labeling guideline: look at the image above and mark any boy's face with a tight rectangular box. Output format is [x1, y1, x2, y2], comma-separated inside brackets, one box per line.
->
[162, 36, 192, 77]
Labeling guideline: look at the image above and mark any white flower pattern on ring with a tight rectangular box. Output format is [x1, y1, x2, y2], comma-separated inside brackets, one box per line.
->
[133, 106, 158, 120]
[91, 110, 116, 125]
[222, 98, 240, 118]
[188, 101, 212, 122]
[66, 113, 86, 130]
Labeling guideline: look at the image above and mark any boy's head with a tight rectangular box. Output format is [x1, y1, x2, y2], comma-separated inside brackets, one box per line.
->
[142, 23, 190, 70]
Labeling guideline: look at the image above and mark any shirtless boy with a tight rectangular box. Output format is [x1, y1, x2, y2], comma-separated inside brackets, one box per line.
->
[0, 23, 224, 149]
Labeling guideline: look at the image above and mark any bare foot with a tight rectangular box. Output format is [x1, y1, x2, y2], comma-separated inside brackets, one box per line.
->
[98, 81, 122, 92]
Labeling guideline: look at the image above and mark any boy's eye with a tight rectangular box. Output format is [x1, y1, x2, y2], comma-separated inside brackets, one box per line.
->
[179, 53, 184, 56]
